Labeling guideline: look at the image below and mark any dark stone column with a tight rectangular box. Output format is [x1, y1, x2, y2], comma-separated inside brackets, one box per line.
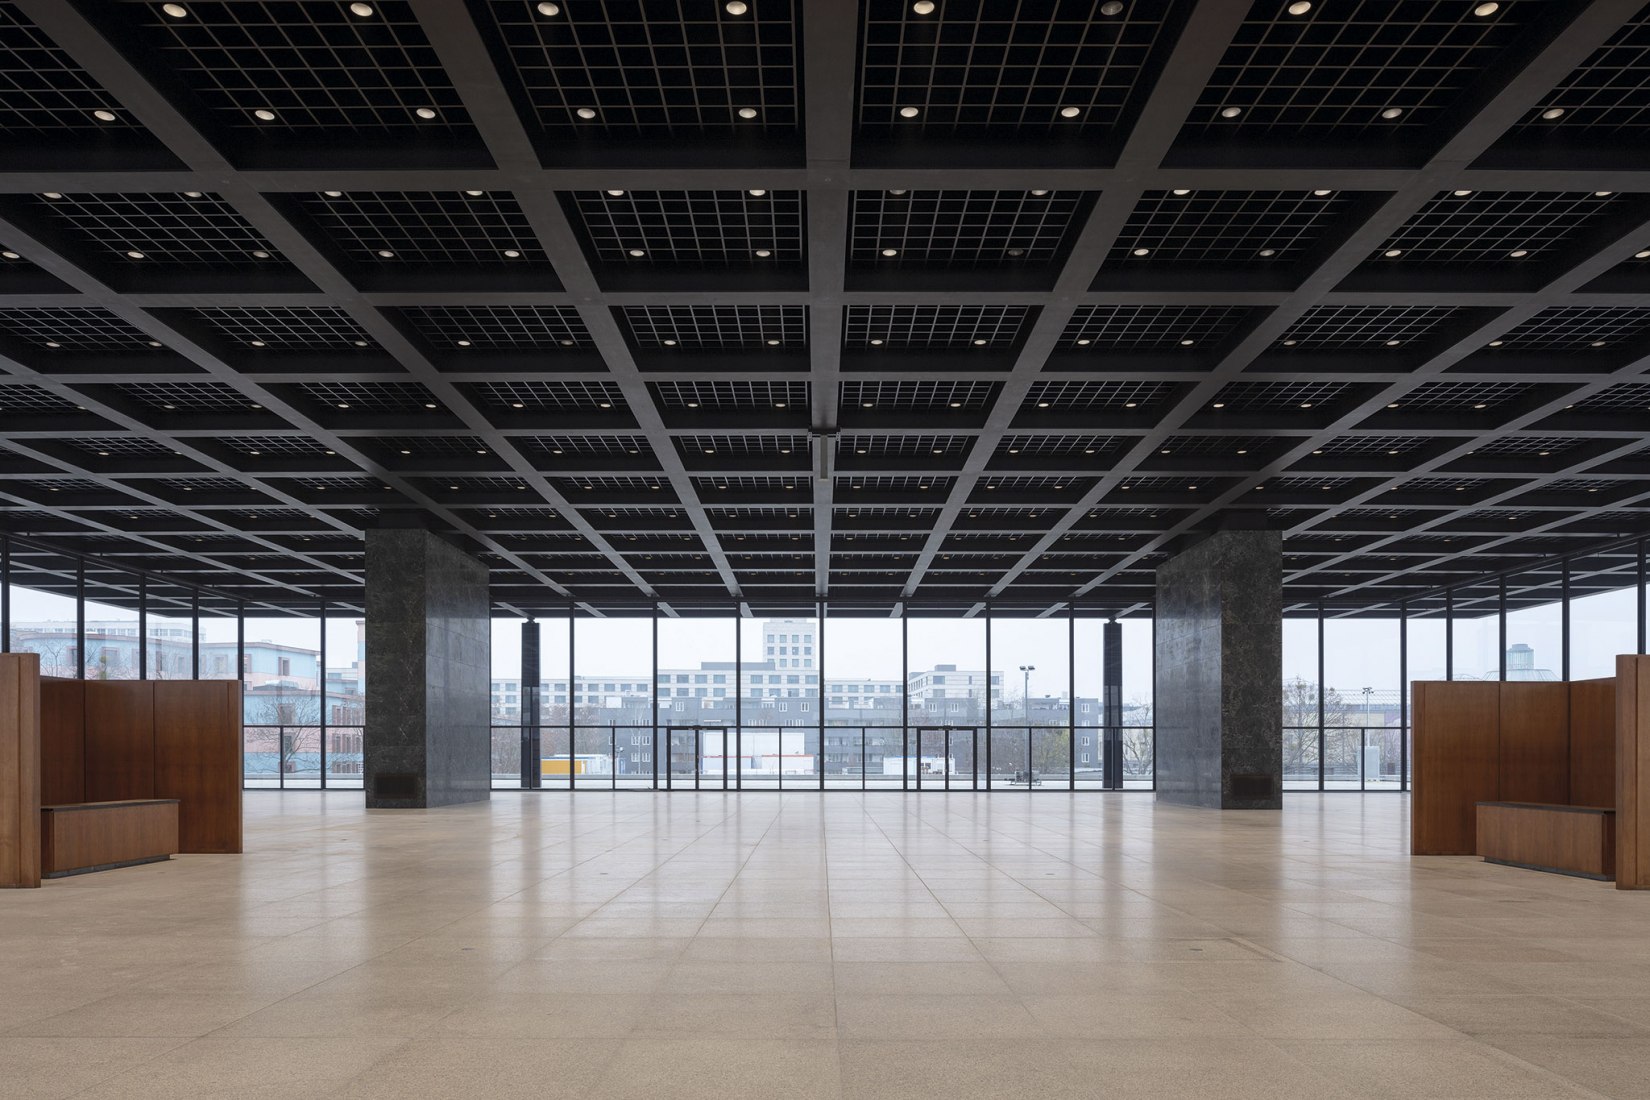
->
[1102, 619, 1123, 789]
[520, 620, 541, 789]
[364, 528, 491, 808]
[1154, 529, 1282, 809]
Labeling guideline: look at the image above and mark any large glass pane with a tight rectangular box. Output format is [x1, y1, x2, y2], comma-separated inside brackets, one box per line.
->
[81, 568, 140, 680]
[1569, 549, 1638, 680]
[574, 615, 652, 789]
[1505, 568, 1561, 681]
[657, 615, 740, 788]
[1406, 593, 1449, 789]
[1451, 581, 1500, 681]
[197, 607, 239, 680]
[906, 615, 988, 789]
[817, 615, 903, 790]
[324, 615, 364, 789]
[1323, 611, 1402, 790]
[144, 584, 195, 680]
[1121, 615, 1153, 789]
[990, 617, 1071, 789]
[1282, 613, 1320, 790]
[243, 613, 321, 788]
[1073, 617, 1105, 790]
[8, 560, 82, 677]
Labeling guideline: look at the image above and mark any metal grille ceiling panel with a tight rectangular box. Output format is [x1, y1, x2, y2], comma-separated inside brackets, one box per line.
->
[22, 191, 284, 266]
[1061, 305, 1254, 349]
[292, 190, 547, 264]
[1111, 189, 1352, 265]
[1188, 0, 1535, 135]
[1275, 306, 1464, 348]
[621, 305, 806, 348]
[1372, 190, 1624, 265]
[397, 305, 586, 348]
[112, 0, 476, 136]
[0, 0, 1647, 616]
[566, 189, 804, 266]
[850, 190, 1089, 267]
[843, 304, 1033, 349]
[857, 0, 1173, 134]
[480, 0, 800, 136]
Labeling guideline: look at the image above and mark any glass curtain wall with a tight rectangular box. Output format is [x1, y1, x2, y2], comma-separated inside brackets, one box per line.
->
[1451, 581, 1501, 682]
[656, 615, 740, 789]
[574, 616, 651, 788]
[1505, 567, 1563, 681]
[1282, 614, 1321, 790]
[811, 615, 904, 789]
[243, 613, 321, 788]
[1072, 617, 1104, 790]
[905, 615, 989, 790]
[989, 617, 1072, 790]
[1568, 548, 1638, 680]
[81, 570, 140, 680]
[1120, 616, 1154, 789]
[322, 615, 364, 789]
[1322, 614, 1402, 790]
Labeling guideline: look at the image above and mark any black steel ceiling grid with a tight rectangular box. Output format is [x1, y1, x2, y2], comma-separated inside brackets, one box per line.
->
[0, 0, 1649, 618]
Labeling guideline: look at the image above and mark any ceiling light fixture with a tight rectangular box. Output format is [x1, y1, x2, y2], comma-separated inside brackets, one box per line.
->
[125, 250, 145, 259]
[1059, 106, 1081, 118]
[576, 108, 597, 119]
[537, 1, 560, 14]
[881, 247, 898, 257]
[1541, 107, 1564, 120]
[913, 0, 936, 12]
[92, 109, 117, 122]
[163, 3, 189, 16]
[253, 108, 277, 121]
[250, 249, 270, 258]
[376, 249, 394, 257]
[1384, 249, 1403, 258]
[1220, 106, 1242, 118]
[755, 248, 771, 257]
[1287, 1, 1311, 14]
[737, 107, 758, 119]
[324, 190, 343, 197]
[1101, 1, 1124, 13]
[628, 248, 645, 257]
[1509, 248, 1528, 257]
[1131, 247, 1150, 256]
[1380, 107, 1403, 119]
[1312, 189, 1332, 196]
[1474, 2, 1499, 13]
[899, 106, 920, 118]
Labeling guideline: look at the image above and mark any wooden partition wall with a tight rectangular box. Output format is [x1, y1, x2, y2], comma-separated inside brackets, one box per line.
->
[38, 679, 242, 854]
[1, 654, 41, 889]
[1413, 678, 1615, 855]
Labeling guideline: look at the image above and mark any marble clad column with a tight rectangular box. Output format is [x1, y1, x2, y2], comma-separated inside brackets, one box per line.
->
[1154, 529, 1282, 809]
[364, 527, 491, 808]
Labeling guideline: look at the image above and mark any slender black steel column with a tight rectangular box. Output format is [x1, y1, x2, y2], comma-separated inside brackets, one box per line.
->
[190, 590, 200, 679]
[901, 611, 909, 791]
[318, 599, 327, 786]
[818, 598, 826, 791]
[521, 618, 541, 789]
[75, 562, 85, 681]
[734, 606, 742, 791]
[1639, 539, 1647, 655]
[566, 605, 576, 790]
[1498, 579, 1508, 681]
[1103, 619, 1122, 790]
[983, 603, 992, 789]
[651, 606, 659, 791]
[1445, 589, 1454, 680]
[1067, 611, 1075, 790]
[1399, 602, 1409, 793]
[0, 537, 10, 653]
[137, 576, 147, 679]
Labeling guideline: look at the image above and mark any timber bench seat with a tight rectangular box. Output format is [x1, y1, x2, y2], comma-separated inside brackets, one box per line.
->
[1475, 802, 1615, 881]
[40, 799, 180, 878]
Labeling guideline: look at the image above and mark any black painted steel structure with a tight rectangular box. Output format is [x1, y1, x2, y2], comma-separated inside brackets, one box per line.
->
[0, 0, 1648, 627]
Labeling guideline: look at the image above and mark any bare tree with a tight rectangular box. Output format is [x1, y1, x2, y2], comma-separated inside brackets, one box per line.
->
[245, 691, 321, 773]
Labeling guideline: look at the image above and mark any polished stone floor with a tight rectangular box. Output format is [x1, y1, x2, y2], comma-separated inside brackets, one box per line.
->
[3, 792, 1650, 1099]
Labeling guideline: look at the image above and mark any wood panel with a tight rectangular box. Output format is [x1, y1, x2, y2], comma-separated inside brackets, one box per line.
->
[39, 679, 85, 806]
[1621, 655, 1650, 890]
[0, 654, 41, 889]
[83, 682, 154, 802]
[153, 681, 242, 854]
[40, 800, 179, 876]
[1498, 682, 1570, 805]
[1570, 678, 1617, 810]
[1477, 802, 1615, 880]
[1413, 680, 1501, 855]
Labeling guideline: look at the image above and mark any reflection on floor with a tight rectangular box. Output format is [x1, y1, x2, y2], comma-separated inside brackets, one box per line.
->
[2, 792, 1648, 1098]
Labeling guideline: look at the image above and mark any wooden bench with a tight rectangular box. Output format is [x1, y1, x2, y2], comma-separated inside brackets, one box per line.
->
[40, 800, 180, 879]
[1475, 801, 1615, 881]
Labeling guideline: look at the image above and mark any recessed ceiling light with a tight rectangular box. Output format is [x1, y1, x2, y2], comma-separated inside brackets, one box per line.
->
[503, 249, 521, 257]
[512, 402, 525, 408]
[1236, 449, 1247, 455]
[377, 249, 394, 257]
[577, 107, 598, 119]
[1, 251, 19, 260]
[125, 250, 145, 259]
[869, 338, 884, 345]
[336, 402, 350, 409]
[1299, 402, 1313, 408]
[350, 2, 374, 15]
[766, 338, 780, 345]
[1287, 1, 1311, 14]
[663, 338, 677, 346]
[881, 247, 898, 257]
[774, 402, 787, 408]
[1387, 402, 1399, 409]
[1380, 107, 1403, 119]
[253, 109, 277, 121]
[1509, 249, 1528, 257]
[537, 1, 560, 13]
[888, 189, 908, 196]
[628, 248, 645, 257]
[457, 339, 472, 347]
[1220, 106, 1242, 118]
[1474, 2, 1499, 13]
[163, 3, 189, 16]
[324, 190, 342, 197]
[250, 249, 270, 258]
[44, 341, 60, 348]
[899, 107, 920, 118]
[1541, 107, 1564, 120]
[1591, 340, 1606, 347]
[598, 402, 612, 408]
[1212, 401, 1225, 408]
[149, 341, 162, 347]
[1179, 338, 1194, 346]
[1384, 339, 1400, 346]
[1473, 403, 1488, 410]
[1076, 338, 1092, 345]
[1636, 251, 1650, 259]
[1059, 106, 1081, 118]
[1453, 190, 1473, 197]
[1131, 247, 1150, 256]
[1595, 191, 1614, 197]
[354, 340, 369, 347]
[1282, 339, 1297, 346]
[1257, 248, 1276, 257]
[862, 402, 874, 408]
[1171, 188, 1191, 195]
[1100, 1, 1124, 12]
[913, 0, 936, 12]
[41, 192, 61, 199]
[92, 109, 117, 122]
[754, 248, 771, 257]
[1124, 401, 1137, 408]
[737, 107, 759, 119]
[747, 189, 767, 197]
[1383, 249, 1403, 258]
[1488, 340, 1503, 347]
[972, 338, 987, 346]
[1312, 189, 1332, 196]
[250, 339, 265, 346]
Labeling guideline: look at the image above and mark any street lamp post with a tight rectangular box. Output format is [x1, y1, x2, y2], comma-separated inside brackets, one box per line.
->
[1019, 665, 1035, 725]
